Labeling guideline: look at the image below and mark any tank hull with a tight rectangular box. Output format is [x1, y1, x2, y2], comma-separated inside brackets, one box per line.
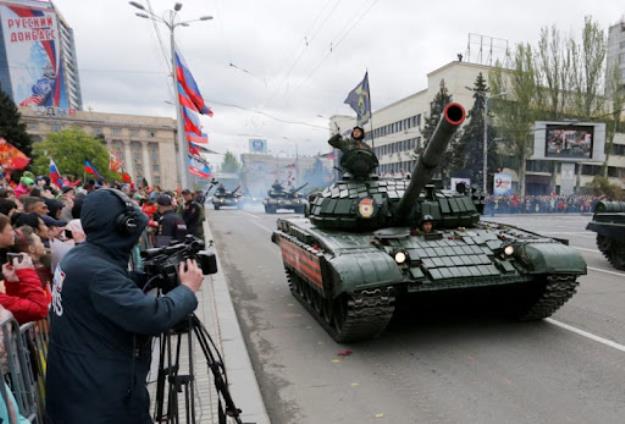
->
[272, 217, 586, 342]
[586, 201, 625, 270]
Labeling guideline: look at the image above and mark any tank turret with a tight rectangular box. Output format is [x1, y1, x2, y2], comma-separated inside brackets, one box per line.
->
[308, 102, 468, 230]
[395, 103, 466, 221]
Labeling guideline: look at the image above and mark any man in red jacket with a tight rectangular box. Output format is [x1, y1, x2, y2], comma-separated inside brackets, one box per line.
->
[0, 253, 49, 323]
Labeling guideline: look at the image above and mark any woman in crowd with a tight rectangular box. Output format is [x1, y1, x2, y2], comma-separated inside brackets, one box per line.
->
[0, 215, 49, 324]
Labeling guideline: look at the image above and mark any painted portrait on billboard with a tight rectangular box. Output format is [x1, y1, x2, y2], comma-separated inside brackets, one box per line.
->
[0, 1, 68, 108]
[545, 125, 594, 159]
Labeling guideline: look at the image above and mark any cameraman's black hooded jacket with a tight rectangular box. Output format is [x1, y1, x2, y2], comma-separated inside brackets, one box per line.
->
[46, 190, 198, 424]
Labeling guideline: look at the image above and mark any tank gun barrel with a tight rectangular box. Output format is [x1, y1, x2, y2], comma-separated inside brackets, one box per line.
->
[232, 185, 241, 194]
[292, 182, 309, 193]
[395, 102, 466, 220]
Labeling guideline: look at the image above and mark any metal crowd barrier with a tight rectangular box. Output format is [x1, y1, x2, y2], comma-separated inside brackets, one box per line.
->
[0, 314, 49, 424]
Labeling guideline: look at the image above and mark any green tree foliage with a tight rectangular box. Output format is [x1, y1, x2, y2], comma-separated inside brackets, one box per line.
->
[452, 73, 499, 187]
[221, 151, 241, 173]
[422, 79, 452, 142]
[31, 127, 114, 181]
[604, 63, 625, 176]
[490, 44, 541, 196]
[587, 176, 624, 200]
[422, 79, 455, 179]
[0, 89, 33, 157]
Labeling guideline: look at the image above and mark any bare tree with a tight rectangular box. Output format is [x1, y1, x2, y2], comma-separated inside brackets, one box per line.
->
[490, 44, 541, 196]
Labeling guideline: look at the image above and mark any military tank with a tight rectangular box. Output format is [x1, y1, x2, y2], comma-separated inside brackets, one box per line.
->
[271, 103, 587, 343]
[211, 185, 241, 210]
[586, 200, 625, 270]
[264, 182, 308, 214]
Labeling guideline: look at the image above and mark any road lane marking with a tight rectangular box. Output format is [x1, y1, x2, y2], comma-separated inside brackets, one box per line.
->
[238, 210, 260, 219]
[574, 246, 601, 254]
[587, 266, 625, 278]
[546, 318, 625, 353]
[249, 219, 274, 234]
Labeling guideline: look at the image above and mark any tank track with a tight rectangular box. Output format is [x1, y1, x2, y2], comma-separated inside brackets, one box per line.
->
[518, 274, 579, 321]
[285, 268, 395, 343]
[595, 235, 625, 270]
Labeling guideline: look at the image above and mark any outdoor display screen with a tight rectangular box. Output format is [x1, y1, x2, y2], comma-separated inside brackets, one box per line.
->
[545, 125, 594, 159]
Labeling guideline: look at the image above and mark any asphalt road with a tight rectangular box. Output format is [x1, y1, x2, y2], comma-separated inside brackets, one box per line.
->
[207, 207, 625, 424]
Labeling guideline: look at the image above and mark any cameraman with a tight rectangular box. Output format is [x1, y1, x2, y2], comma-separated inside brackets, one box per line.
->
[46, 189, 204, 424]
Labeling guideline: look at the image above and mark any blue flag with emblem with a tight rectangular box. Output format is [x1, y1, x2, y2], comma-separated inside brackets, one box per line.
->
[344, 71, 371, 125]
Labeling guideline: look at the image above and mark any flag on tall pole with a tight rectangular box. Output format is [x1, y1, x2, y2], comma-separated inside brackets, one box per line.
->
[175, 49, 214, 117]
[344, 71, 371, 126]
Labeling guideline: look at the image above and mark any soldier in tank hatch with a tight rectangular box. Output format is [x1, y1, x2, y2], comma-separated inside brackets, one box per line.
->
[328, 126, 371, 152]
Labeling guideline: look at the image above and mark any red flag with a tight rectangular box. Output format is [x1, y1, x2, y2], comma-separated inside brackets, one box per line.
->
[0, 138, 30, 170]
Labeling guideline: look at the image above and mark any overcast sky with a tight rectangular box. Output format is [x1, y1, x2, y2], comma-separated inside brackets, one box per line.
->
[54, 0, 624, 158]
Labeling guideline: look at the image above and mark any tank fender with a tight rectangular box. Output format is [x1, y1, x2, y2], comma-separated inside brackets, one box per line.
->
[328, 251, 404, 294]
[516, 242, 586, 275]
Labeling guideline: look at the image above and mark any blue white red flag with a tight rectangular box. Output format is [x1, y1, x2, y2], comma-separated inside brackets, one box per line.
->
[182, 106, 202, 135]
[186, 131, 208, 144]
[49, 159, 64, 187]
[175, 50, 214, 117]
[188, 155, 212, 179]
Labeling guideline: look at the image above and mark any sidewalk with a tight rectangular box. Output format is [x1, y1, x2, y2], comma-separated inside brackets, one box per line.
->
[149, 219, 270, 423]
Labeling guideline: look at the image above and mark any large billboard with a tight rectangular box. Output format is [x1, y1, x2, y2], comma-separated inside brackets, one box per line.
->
[0, 1, 68, 108]
[493, 173, 513, 195]
[532, 121, 605, 162]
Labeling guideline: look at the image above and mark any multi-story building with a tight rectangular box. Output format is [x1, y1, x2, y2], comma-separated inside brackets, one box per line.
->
[330, 60, 625, 194]
[20, 108, 179, 189]
[606, 19, 625, 95]
[0, 0, 82, 110]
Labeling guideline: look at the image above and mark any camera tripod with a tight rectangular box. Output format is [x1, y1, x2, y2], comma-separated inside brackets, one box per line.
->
[152, 313, 245, 424]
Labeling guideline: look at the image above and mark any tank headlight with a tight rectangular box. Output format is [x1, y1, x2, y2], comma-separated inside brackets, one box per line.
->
[394, 251, 407, 264]
[503, 245, 514, 256]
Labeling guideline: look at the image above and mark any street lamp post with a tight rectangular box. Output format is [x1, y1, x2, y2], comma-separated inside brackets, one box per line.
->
[483, 92, 507, 194]
[130, 2, 213, 189]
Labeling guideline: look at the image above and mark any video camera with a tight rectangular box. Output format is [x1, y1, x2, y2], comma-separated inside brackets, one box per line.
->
[141, 235, 218, 293]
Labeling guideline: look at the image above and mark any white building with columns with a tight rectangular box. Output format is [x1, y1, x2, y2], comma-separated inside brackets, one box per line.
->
[20, 108, 179, 189]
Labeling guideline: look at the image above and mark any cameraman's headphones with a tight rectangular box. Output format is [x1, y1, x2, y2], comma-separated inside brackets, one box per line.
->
[106, 188, 140, 235]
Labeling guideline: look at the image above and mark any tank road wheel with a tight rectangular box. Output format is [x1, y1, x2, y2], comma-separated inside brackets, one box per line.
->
[516, 274, 580, 321]
[285, 267, 395, 342]
[328, 288, 396, 343]
[607, 241, 625, 270]
[596, 235, 610, 255]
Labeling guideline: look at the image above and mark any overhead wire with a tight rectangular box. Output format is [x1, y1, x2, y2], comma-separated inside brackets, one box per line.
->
[262, 0, 342, 108]
[284, 0, 382, 98]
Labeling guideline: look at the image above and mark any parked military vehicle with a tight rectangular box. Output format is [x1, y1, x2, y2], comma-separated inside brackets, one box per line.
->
[211, 185, 241, 210]
[264, 182, 308, 214]
[586, 200, 625, 270]
[271, 103, 587, 342]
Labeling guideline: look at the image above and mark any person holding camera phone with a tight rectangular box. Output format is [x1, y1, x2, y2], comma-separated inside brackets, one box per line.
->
[0, 249, 50, 324]
[45, 189, 204, 424]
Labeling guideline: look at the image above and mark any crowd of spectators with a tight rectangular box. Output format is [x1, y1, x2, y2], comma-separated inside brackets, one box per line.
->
[0, 171, 207, 420]
[484, 194, 605, 215]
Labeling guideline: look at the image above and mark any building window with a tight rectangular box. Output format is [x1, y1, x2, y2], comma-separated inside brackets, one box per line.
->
[111, 127, 122, 136]
[51, 122, 62, 132]
[130, 141, 144, 180]
[148, 142, 159, 173]
[129, 128, 141, 137]
[612, 144, 625, 156]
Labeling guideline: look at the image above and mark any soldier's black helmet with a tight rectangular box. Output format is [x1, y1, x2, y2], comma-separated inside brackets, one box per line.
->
[351, 126, 365, 141]
[420, 214, 434, 224]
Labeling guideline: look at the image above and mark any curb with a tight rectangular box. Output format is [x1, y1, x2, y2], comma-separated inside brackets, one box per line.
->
[204, 219, 271, 424]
